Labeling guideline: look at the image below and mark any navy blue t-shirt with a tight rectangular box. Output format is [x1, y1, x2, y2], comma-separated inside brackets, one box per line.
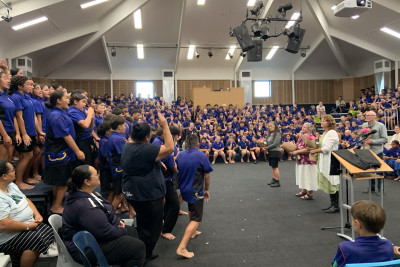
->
[68, 106, 92, 140]
[176, 147, 213, 203]
[12, 91, 36, 136]
[108, 131, 125, 178]
[212, 141, 224, 150]
[0, 91, 16, 132]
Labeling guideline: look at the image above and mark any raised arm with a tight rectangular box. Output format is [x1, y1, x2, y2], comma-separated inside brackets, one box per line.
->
[156, 112, 174, 161]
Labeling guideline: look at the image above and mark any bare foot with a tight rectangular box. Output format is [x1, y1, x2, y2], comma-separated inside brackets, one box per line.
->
[211, 162, 215, 165]
[16, 182, 34, 190]
[128, 212, 136, 219]
[224, 161, 228, 164]
[120, 206, 129, 213]
[179, 210, 188, 215]
[33, 174, 42, 181]
[50, 207, 64, 214]
[176, 247, 194, 259]
[25, 178, 41, 184]
[161, 233, 176, 240]
[247, 160, 250, 163]
[191, 231, 201, 239]
[241, 159, 244, 163]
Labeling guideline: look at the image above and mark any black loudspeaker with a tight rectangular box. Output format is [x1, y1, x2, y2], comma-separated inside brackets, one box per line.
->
[233, 23, 255, 52]
[247, 39, 263, 62]
[285, 27, 306, 54]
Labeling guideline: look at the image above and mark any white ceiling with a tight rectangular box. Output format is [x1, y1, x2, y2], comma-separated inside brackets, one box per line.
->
[0, 0, 399, 80]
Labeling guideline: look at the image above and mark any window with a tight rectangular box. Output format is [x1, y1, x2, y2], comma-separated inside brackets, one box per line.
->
[254, 81, 271, 97]
[136, 81, 154, 98]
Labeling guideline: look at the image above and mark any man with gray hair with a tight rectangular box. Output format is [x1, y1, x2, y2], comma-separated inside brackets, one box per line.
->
[362, 111, 388, 195]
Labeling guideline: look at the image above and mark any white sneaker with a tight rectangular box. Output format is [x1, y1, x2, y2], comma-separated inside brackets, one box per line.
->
[40, 242, 58, 258]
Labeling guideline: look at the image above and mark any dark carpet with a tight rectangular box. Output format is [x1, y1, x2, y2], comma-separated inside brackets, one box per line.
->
[145, 160, 400, 267]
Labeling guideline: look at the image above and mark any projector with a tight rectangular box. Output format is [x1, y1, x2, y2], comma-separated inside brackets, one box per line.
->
[334, 0, 372, 17]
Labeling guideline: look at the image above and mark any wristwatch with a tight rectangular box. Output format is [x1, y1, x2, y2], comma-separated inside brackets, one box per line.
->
[26, 223, 29, 231]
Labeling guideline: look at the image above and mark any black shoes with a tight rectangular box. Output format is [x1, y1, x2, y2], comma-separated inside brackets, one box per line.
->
[321, 204, 333, 211]
[253, 160, 258, 164]
[324, 205, 340, 213]
[268, 178, 280, 187]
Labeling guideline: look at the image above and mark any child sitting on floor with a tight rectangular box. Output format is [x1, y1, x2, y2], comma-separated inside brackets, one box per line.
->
[331, 200, 393, 267]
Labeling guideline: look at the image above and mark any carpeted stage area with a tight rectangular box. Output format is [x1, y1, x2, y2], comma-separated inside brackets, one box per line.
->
[25, 160, 400, 267]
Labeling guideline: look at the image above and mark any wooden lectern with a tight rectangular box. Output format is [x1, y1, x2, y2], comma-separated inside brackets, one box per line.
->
[331, 149, 392, 241]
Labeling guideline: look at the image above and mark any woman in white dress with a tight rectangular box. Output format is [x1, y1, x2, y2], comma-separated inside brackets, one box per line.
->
[292, 123, 318, 200]
[310, 115, 340, 213]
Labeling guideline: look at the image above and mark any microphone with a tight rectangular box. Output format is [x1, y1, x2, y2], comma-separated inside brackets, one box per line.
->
[361, 129, 377, 139]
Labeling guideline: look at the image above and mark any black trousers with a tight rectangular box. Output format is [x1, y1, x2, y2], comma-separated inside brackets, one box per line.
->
[87, 226, 145, 267]
[129, 197, 164, 259]
[371, 153, 383, 191]
[162, 181, 179, 234]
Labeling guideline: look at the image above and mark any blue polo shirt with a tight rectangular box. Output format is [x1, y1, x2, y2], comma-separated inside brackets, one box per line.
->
[226, 140, 237, 149]
[331, 236, 393, 267]
[199, 142, 210, 150]
[12, 91, 36, 136]
[161, 154, 175, 181]
[98, 136, 109, 170]
[0, 92, 16, 132]
[94, 115, 103, 131]
[41, 98, 49, 133]
[108, 131, 125, 178]
[152, 136, 164, 146]
[68, 106, 91, 139]
[44, 107, 76, 164]
[238, 139, 248, 149]
[176, 147, 213, 203]
[212, 141, 224, 150]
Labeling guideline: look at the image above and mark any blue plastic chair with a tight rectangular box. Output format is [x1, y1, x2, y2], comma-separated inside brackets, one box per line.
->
[72, 231, 110, 267]
[345, 259, 400, 267]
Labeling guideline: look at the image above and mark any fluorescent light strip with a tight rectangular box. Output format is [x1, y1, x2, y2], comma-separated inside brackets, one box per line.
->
[12, 16, 48, 31]
[331, 5, 336, 10]
[187, 45, 195, 60]
[351, 15, 359, 20]
[285, 12, 300, 29]
[225, 45, 236, 60]
[266, 46, 279, 60]
[137, 44, 144, 59]
[81, 0, 108, 9]
[380, 27, 400, 39]
[247, 0, 257, 6]
[197, 0, 205, 5]
[134, 9, 142, 29]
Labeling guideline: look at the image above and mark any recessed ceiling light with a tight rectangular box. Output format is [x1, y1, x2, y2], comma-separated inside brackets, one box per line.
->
[266, 46, 279, 60]
[134, 9, 142, 29]
[351, 15, 360, 19]
[331, 5, 337, 10]
[380, 27, 400, 39]
[81, 0, 109, 9]
[197, 0, 205, 5]
[137, 44, 144, 59]
[187, 45, 196, 60]
[247, 0, 257, 7]
[285, 12, 300, 29]
[12, 16, 48, 31]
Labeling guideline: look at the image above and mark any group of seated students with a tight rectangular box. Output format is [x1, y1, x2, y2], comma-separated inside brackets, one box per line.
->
[1, 56, 400, 266]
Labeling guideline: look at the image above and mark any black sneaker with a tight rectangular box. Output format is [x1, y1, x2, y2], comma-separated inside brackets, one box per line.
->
[270, 180, 280, 187]
[267, 178, 276, 185]
[253, 160, 258, 164]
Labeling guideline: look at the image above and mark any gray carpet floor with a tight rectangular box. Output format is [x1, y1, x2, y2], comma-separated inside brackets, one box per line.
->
[146, 160, 400, 267]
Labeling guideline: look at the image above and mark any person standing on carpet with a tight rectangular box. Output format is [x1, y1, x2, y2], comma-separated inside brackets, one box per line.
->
[121, 112, 174, 261]
[310, 115, 340, 213]
[292, 122, 318, 200]
[176, 134, 212, 259]
[265, 121, 282, 187]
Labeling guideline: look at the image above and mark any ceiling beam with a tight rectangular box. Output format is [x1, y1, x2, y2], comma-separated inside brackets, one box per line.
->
[40, 0, 149, 77]
[373, 0, 400, 14]
[174, 0, 186, 76]
[292, 33, 324, 73]
[305, 0, 351, 76]
[101, 36, 113, 74]
[330, 27, 400, 61]
[234, 0, 273, 73]
[7, 23, 99, 59]
[6, 0, 64, 18]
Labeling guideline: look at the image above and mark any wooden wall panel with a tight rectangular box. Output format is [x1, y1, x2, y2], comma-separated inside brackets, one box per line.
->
[294, 80, 334, 104]
[176, 80, 231, 102]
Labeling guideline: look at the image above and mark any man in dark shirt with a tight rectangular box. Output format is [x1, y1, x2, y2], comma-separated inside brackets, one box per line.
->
[121, 111, 174, 261]
[176, 134, 212, 259]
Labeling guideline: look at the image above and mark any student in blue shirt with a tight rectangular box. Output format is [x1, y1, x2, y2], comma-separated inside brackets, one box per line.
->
[383, 140, 400, 177]
[0, 71, 20, 163]
[226, 135, 237, 163]
[248, 136, 260, 163]
[42, 90, 85, 214]
[68, 93, 95, 166]
[238, 134, 250, 162]
[31, 83, 45, 183]
[10, 76, 45, 190]
[176, 134, 213, 259]
[211, 136, 227, 164]
[198, 137, 210, 158]
[96, 121, 113, 202]
[331, 200, 393, 267]
[107, 116, 126, 212]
